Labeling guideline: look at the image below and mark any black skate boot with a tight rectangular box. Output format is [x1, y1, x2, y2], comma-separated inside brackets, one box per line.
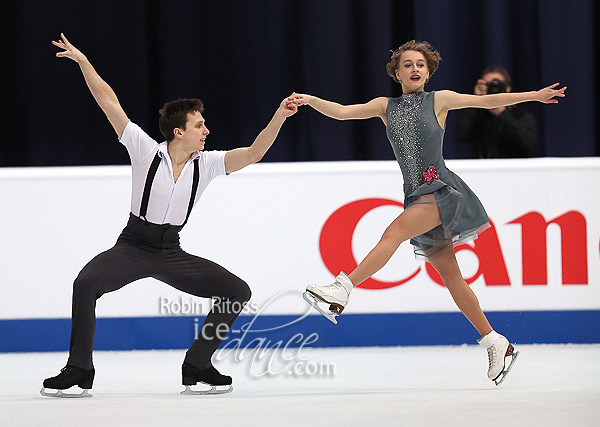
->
[41, 365, 95, 398]
[180, 362, 233, 395]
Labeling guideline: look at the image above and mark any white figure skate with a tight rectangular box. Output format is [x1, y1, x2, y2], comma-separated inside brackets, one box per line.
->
[478, 330, 519, 386]
[303, 272, 354, 324]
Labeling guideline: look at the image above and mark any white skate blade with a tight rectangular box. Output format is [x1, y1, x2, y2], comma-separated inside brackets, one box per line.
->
[303, 291, 338, 324]
[40, 387, 92, 398]
[494, 350, 519, 386]
[181, 385, 233, 395]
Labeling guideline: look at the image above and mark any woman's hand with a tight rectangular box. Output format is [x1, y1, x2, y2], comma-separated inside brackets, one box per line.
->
[290, 93, 315, 107]
[536, 83, 567, 104]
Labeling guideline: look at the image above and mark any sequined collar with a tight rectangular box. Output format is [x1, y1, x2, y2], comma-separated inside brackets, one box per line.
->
[401, 91, 425, 97]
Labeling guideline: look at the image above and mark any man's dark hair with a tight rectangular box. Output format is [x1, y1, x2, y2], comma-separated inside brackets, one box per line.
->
[159, 98, 204, 142]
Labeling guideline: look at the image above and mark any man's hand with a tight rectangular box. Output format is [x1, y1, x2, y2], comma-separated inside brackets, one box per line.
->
[475, 79, 505, 115]
[474, 79, 488, 96]
[279, 94, 299, 118]
[51, 32, 129, 138]
[52, 33, 87, 64]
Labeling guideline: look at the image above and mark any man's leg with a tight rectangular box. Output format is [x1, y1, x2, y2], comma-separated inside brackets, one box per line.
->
[155, 252, 251, 369]
[67, 244, 155, 369]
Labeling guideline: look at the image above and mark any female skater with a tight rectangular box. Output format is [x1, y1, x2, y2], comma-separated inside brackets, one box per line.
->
[297, 40, 566, 385]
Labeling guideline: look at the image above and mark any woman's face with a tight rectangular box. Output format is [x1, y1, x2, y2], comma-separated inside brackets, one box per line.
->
[395, 50, 429, 92]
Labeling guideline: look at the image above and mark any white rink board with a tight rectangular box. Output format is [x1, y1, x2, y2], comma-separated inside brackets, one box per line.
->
[0, 158, 599, 319]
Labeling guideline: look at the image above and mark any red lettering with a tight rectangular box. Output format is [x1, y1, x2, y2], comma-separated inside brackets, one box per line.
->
[319, 198, 420, 289]
[508, 211, 588, 285]
[319, 197, 589, 290]
[425, 221, 510, 286]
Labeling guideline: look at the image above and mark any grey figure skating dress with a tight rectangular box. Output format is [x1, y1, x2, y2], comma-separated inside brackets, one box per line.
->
[386, 91, 490, 259]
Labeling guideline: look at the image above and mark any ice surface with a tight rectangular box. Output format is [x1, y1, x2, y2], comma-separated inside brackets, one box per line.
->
[1, 344, 599, 426]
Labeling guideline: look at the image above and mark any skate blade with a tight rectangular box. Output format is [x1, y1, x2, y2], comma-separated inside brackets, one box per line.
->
[303, 291, 338, 324]
[494, 350, 519, 386]
[181, 385, 233, 395]
[40, 387, 92, 398]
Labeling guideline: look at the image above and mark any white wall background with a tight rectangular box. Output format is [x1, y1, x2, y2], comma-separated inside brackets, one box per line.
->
[1, 158, 598, 320]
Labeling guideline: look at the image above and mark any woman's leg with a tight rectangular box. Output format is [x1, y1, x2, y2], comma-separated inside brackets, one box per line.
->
[429, 246, 517, 384]
[427, 245, 492, 336]
[348, 196, 442, 286]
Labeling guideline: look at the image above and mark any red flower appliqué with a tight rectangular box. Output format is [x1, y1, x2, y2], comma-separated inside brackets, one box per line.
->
[423, 166, 440, 184]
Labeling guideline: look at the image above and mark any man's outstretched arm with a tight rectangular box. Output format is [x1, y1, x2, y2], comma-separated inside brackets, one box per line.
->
[224, 95, 297, 174]
[52, 33, 129, 138]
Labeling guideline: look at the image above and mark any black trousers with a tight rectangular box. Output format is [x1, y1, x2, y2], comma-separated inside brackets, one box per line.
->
[67, 214, 251, 370]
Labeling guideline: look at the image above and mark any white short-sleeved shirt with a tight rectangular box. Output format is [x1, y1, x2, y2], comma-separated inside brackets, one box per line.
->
[119, 121, 226, 226]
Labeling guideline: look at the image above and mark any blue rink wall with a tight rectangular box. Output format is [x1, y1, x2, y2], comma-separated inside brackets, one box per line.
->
[1, 311, 599, 353]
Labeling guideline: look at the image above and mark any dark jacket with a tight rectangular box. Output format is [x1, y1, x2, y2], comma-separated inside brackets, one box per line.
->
[456, 105, 537, 158]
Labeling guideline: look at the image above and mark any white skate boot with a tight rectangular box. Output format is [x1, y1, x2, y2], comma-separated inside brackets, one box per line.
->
[478, 330, 519, 386]
[303, 272, 354, 324]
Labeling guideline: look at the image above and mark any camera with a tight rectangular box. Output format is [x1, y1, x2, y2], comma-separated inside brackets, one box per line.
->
[487, 79, 507, 94]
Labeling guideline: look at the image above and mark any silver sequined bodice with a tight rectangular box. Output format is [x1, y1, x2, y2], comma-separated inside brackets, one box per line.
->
[386, 91, 445, 192]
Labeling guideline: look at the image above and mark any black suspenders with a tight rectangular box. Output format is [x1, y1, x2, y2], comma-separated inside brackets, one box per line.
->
[139, 152, 200, 226]
[182, 157, 200, 227]
[139, 153, 161, 221]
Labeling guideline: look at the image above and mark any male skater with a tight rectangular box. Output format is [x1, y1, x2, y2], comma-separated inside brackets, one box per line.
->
[42, 33, 297, 397]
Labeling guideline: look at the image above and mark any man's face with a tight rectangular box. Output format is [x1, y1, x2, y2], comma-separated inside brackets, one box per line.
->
[482, 72, 512, 93]
[180, 111, 209, 151]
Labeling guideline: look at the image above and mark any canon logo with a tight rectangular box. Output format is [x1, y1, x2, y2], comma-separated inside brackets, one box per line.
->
[319, 198, 589, 289]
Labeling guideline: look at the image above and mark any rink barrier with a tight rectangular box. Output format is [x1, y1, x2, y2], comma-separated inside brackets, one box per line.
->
[1, 310, 599, 352]
[2, 158, 599, 352]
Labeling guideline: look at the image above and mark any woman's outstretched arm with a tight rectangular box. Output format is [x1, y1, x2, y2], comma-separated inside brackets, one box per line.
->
[293, 93, 388, 124]
[436, 83, 567, 112]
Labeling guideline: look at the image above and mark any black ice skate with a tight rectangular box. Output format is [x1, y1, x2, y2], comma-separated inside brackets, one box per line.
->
[180, 363, 233, 395]
[40, 365, 95, 398]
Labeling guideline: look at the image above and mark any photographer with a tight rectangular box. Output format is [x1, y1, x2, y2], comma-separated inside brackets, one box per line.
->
[456, 67, 537, 158]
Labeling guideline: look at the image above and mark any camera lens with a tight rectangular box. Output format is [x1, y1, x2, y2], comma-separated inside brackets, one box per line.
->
[487, 79, 507, 94]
